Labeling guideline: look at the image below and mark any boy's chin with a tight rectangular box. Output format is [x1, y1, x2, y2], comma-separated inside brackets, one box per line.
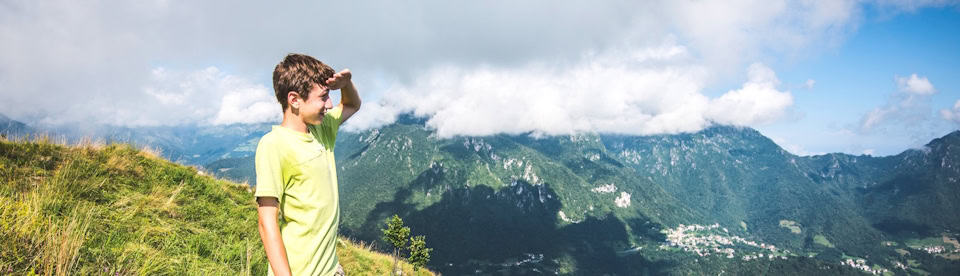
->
[307, 114, 326, 125]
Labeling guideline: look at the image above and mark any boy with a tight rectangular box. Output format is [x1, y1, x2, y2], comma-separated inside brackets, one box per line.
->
[255, 53, 360, 276]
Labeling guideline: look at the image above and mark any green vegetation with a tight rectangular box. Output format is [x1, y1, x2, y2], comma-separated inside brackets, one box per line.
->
[337, 238, 434, 276]
[382, 214, 433, 274]
[51, 114, 957, 274]
[814, 235, 835, 248]
[779, 220, 802, 234]
[906, 236, 951, 249]
[323, 118, 960, 274]
[0, 136, 433, 275]
[382, 214, 410, 274]
[407, 235, 432, 271]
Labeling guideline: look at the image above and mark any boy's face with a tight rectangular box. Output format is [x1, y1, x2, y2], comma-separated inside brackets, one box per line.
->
[293, 83, 334, 125]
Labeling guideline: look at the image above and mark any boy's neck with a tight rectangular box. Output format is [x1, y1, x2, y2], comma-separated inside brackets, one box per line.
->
[280, 110, 309, 134]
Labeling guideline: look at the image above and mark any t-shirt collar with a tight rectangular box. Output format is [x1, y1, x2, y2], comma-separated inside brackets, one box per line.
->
[273, 125, 315, 142]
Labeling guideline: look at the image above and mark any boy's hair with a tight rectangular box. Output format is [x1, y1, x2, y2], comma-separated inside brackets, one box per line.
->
[273, 53, 336, 111]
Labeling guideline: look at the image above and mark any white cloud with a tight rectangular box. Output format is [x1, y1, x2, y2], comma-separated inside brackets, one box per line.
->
[162, 67, 279, 126]
[98, 66, 277, 127]
[212, 83, 279, 125]
[858, 73, 937, 133]
[860, 106, 897, 131]
[347, 45, 794, 137]
[804, 79, 816, 89]
[896, 74, 936, 95]
[0, 0, 952, 131]
[707, 63, 794, 126]
[665, 0, 862, 71]
[341, 100, 403, 132]
[941, 99, 960, 125]
[353, 43, 714, 137]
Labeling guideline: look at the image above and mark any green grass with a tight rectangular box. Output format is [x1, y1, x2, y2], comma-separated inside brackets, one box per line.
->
[337, 238, 434, 276]
[813, 234, 835, 248]
[905, 236, 949, 249]
[0, 136, 433, 275]
[778, 220, 802, 234]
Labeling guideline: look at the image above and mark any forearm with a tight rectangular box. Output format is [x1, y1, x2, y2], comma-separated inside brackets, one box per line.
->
[340, 81, 361, 109]
[257, 205, 291, 276]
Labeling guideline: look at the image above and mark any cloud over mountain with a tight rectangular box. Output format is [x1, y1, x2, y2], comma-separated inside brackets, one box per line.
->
[0, 0, 953, 137]
[349, 52, 794, 138]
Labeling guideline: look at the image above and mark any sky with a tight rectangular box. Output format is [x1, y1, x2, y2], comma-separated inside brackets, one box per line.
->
[0, 0, 958, 156]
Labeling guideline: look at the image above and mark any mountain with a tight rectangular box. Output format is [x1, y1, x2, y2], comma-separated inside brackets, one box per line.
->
[0, 115, 269, 181]
[202, 115, 960, 274]
[0, 118, 271, 167]
[0, 136, 435, 275]
[8, 111, 955, 273]
[0, 113, 33, 138]
[56, 123, 273, 166]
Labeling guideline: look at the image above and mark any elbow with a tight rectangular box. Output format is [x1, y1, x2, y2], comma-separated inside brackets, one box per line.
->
[257, 218, 267, 234]
[345, 100, 361, 111]
[257, 213, 274, 235]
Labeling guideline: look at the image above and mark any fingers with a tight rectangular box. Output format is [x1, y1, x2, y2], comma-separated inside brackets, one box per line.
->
[324, 74, 339, 85]
[324, 69, 352, 87]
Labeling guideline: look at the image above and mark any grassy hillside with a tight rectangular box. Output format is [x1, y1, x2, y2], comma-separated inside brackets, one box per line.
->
[0, 136, 433, 275]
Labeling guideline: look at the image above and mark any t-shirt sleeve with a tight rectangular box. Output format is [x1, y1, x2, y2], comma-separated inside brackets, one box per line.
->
[254, 135, 284, 199]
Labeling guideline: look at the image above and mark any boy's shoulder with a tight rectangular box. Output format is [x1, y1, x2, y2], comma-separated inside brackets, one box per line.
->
[258, 128, 282, 145]
[256, 127, 292, 153]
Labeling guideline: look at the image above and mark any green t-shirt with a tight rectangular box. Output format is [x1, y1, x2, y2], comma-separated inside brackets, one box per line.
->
[255, 106, 342, 276]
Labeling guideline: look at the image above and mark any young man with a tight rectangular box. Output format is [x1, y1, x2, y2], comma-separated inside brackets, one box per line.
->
[255, 53, 360, 276]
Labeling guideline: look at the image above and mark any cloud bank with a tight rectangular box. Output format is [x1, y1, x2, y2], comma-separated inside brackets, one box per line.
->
[0, 0, 953, 137]
[349, 51, 794, 138]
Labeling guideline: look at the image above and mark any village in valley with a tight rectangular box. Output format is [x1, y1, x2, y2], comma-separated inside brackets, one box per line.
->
[653, 223, 960, 275]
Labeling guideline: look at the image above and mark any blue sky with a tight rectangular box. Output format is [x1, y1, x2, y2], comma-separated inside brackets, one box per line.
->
[0, 0, 958, 156]
[760, 7, 960, 155]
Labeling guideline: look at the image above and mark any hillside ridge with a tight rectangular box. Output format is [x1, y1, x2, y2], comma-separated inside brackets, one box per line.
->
[0, 136, 434, 275]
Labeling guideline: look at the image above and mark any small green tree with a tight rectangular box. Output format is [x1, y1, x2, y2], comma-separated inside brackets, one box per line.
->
[407, 235, 432, 271]
[381, 214, 410, 275]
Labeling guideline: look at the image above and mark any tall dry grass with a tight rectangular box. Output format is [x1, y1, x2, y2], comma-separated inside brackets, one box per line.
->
[1, 136, 432, 275]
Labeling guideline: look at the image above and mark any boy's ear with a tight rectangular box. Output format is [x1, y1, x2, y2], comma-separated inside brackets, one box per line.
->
[287, 91, 301, 108]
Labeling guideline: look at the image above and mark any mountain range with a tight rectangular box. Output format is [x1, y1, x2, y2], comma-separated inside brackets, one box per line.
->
[327, 115, 960, 274]
[3, 113, 958, 275]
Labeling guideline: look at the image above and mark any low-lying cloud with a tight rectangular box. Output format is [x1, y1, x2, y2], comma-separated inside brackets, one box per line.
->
[58, 66, 278, 127]
[346, 45, 794, 138]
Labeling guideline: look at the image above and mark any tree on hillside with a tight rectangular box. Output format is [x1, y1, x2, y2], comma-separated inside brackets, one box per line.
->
[407, 235, 432, 271]
[382, 214, 410, 275]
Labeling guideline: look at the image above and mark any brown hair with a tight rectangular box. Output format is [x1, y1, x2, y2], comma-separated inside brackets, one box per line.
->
[272, 53, 336, 111]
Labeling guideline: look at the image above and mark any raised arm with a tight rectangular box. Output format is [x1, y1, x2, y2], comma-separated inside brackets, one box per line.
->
[257, 197, 292, 276]
[325, 69, 361, 123]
